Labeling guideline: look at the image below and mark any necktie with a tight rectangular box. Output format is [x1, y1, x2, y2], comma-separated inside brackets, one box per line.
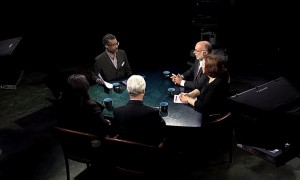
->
[194, 63, 201, 80]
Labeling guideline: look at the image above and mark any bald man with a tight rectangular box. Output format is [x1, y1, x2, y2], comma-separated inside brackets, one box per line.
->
[171, 41, 212, 90]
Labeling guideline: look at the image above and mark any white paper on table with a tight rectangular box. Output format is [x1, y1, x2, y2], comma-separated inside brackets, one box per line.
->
[174, 95, 197, 103]
[104, 81, 113, 89]
[173, 95, 183, 103]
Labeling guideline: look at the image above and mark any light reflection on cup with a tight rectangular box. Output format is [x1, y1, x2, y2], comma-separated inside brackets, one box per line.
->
[113, 82, 121, 93]
[168, 87, 175, 96]
[163, 71, 170, 78]
[160, 101, 168, 113]
[103, 97, 113, 110]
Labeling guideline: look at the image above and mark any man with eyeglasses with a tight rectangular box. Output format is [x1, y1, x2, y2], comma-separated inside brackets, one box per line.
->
[92, 33, 132, 84]
[170, 41, 212, 90]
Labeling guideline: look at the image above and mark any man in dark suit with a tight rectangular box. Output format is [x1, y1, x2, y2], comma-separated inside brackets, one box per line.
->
[92, 33, 132, 84]
[171, 41, 212, 90]
[113, 75, 166, 146]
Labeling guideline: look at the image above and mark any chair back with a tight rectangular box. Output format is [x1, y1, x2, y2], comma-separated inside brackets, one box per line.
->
[202, 112, 233, 164]
[54, 126, 103, 180]
[203, 112, 232, 131]
[104, 137, 162, 177]
[54, 126, 102, 162]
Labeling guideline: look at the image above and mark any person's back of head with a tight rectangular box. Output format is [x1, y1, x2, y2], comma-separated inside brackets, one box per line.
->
[202, 41, 213, 54]
[203, 54, 226, 78]
[58, 74, 91, 124]
[127, 75, 146, 97]
[63, 74, 90, 104]
[198, 41, 213, 54]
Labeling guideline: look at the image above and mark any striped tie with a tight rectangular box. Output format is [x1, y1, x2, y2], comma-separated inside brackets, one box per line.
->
[194, 63, 201, 80]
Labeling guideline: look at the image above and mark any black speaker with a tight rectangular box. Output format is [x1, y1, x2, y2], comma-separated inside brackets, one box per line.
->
[229, 77, 300, 149]
[0, 37, 23, 89]
[0, 37, 22, 56]
[230, 77, 300, 111]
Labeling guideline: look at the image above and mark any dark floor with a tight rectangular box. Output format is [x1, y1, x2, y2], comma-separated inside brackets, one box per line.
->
[1, 60, 300, 180]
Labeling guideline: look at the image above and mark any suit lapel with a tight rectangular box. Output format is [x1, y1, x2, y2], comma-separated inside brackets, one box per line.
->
[105, 52, 117, 69]
[116, 51, 123, 68]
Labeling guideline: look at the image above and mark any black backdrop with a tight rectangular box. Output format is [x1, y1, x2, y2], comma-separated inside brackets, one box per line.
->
[0, 1, 298, 73]
[0, 1, 191, 74]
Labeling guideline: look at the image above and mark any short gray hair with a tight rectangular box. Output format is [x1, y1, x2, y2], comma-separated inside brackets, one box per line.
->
[127, 75, 146, 96]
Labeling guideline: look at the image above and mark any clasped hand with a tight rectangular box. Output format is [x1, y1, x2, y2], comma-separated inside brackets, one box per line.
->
[179, 92, 189, 104]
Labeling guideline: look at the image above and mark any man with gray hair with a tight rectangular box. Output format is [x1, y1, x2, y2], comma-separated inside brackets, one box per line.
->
[113, 75, 166, 146]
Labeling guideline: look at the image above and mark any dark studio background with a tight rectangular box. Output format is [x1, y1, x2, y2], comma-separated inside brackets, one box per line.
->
[2, 1, 300, 179]
[0, 1, 191, 75]
[0, 0, 299, 75]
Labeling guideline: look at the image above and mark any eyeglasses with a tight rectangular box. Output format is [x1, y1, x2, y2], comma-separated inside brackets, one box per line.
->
[194, 49, 206, 53]
[108, 42, 119, 48]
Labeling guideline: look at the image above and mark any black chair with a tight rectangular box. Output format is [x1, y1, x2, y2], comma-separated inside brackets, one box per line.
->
[201, 112, 233, 164]
[54, 126, 105, 180]
[104, 137, 164, 178]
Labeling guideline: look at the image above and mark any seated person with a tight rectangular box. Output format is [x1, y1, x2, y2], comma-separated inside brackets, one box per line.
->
[113, 75, 166, 146]
[170, 41, 212, 90]
[91, 33, 132, 84]
[179, 54, 230, 122]
[57, 74, 111, 138]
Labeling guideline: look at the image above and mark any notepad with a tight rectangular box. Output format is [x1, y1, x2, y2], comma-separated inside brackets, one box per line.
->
[174, 95, 183, 103]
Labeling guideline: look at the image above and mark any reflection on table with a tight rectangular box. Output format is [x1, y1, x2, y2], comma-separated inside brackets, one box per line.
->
[89, 71, 202, 127]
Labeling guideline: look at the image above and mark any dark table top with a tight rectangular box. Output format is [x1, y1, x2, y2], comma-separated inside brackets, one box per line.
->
[89, 71, 202, 127]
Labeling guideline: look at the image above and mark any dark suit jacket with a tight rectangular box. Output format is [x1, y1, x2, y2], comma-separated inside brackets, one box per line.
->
[92, 49, 132, 82]
[182, 60, 208, 90]
[194, 74, 230, 121]
[113, 100, 166, 146]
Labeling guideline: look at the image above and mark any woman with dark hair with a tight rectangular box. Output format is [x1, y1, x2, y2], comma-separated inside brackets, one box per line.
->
[58, 74, 111, 137]
[179, 54, 230, 121]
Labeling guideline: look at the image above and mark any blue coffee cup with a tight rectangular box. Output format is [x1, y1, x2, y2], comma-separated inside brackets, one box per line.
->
[160, 102, 168, 112]
[113, 82, 121, 93]
[168, 87, 176, 96]
[163, 71, 170, 78]
[103, 98, 112, 109]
